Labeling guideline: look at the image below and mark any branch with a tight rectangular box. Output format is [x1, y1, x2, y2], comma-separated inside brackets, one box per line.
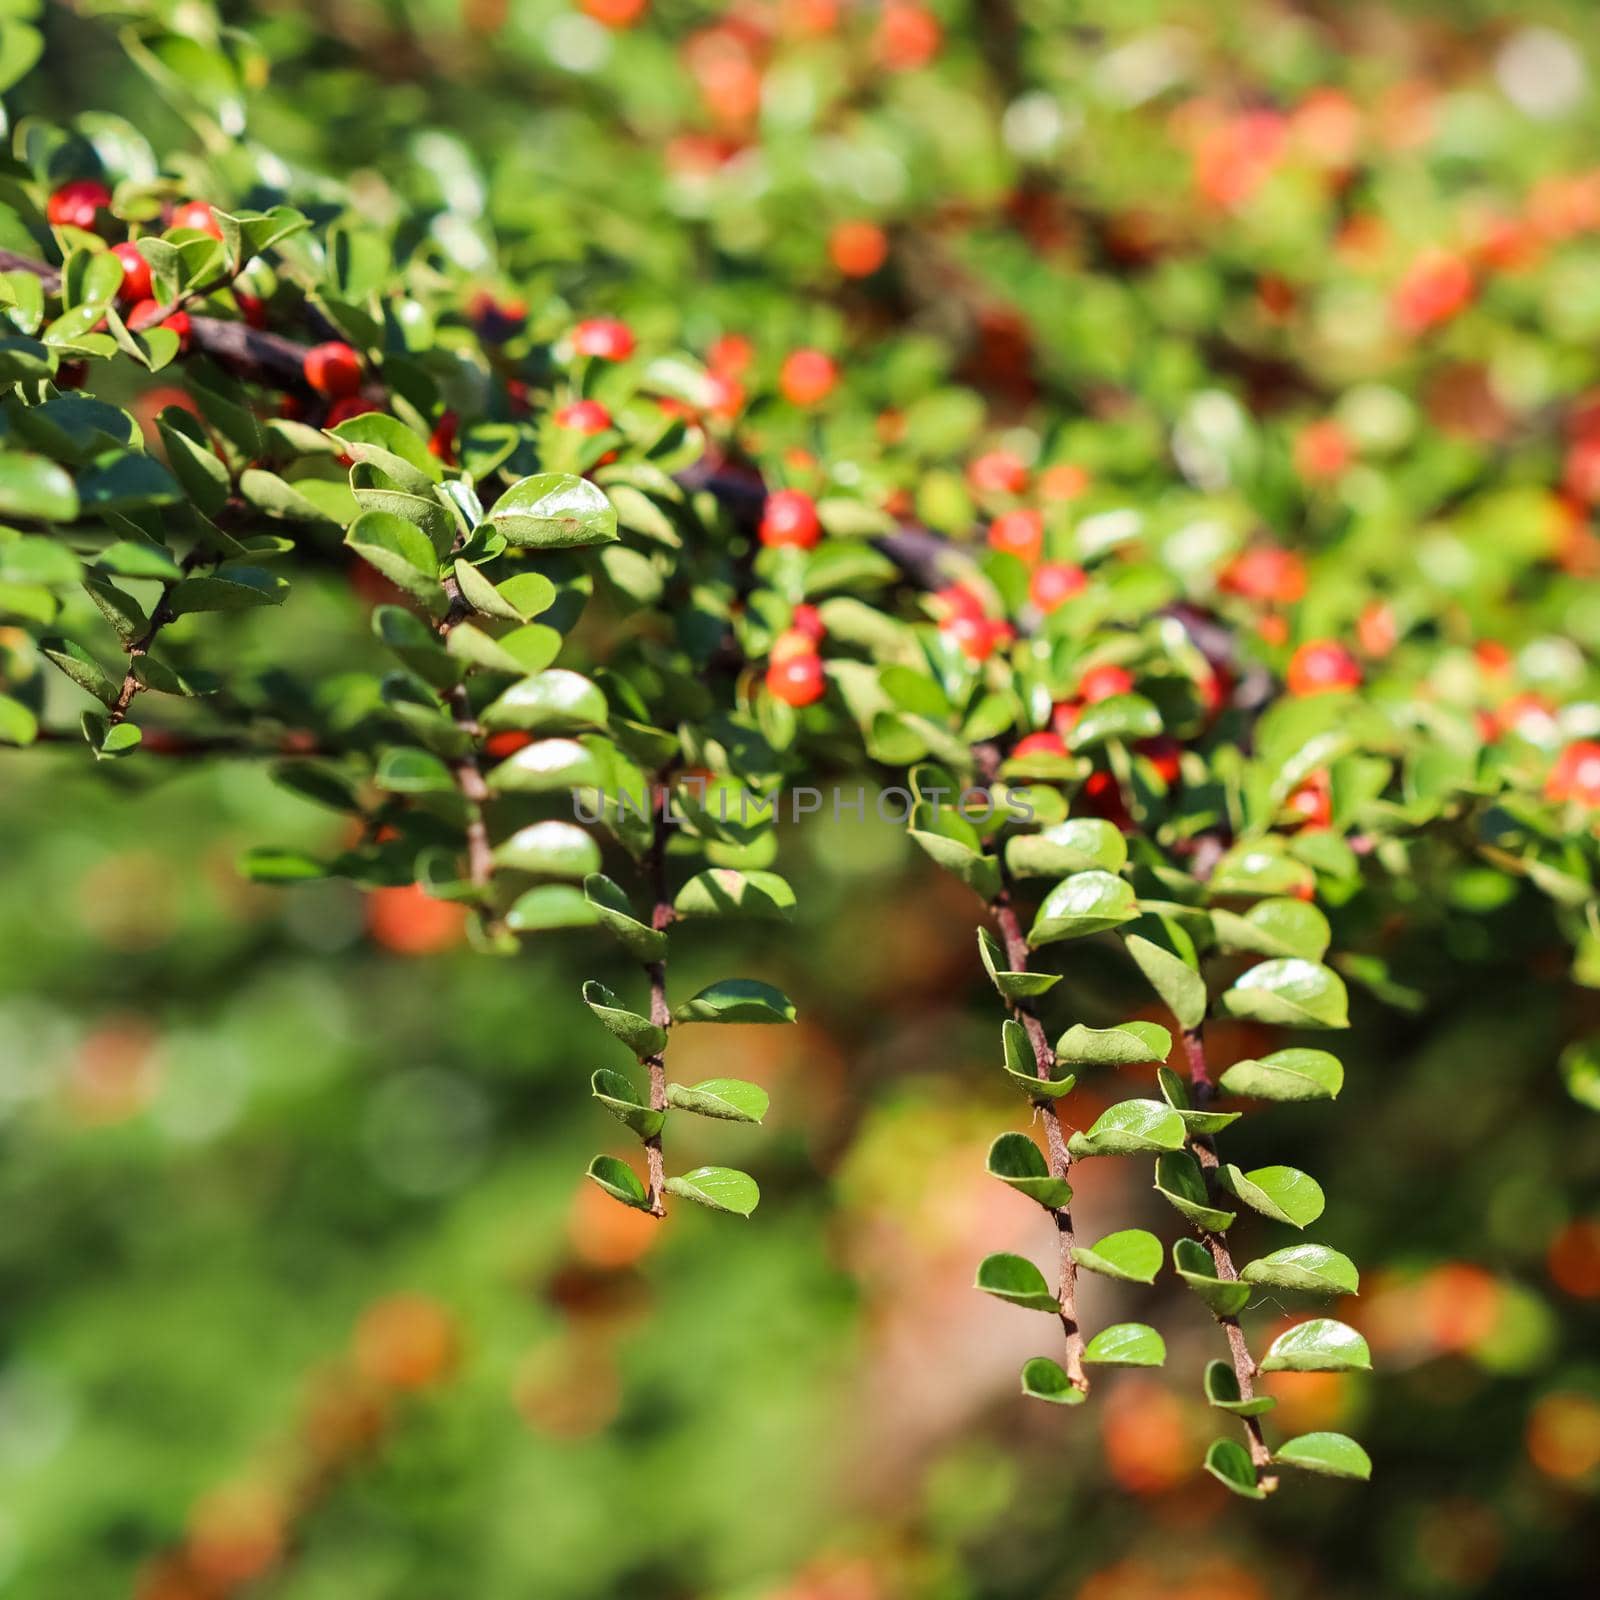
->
[436, 565, 495, 900]
[991, 885, 1087, 1390]
[1183, 1023, 1279, 1491]
[641, 788, 676, 1216]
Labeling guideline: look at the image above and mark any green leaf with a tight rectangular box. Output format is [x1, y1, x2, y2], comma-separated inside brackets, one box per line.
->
[96, 541, 181, 581]
[1082, 1322, 1165, 1367]
[0, 451, 78, 522]
[345, 510, 444, 612]
[1219, 1048, 1344, 1102]
[1153, 1151, 1236, 1231]
[583, 873, 667, 960]
[84, 575, 147, 641]
[908, 826, 1001, 900]
[495, 570, 558, 620]
[985, 1133, 1072, 1208]
[1004, 818, 1128, 877]
[1124, 932, 1207, 1031]
[482, 670, 608, 733]
[1203, 1360, 1277, 1417]
[1068, 1099, 1185, 1157]
[977, 925, 1061, 1000]
[674, 979, 796, 1025]
[1172, 1237, 1251, 1316]
[451, 558, 525, 621]
[1000, 1016, 1077, 1098]
[1155, 1067, 1240, 1135]
[1211, 899, 1331, 962]
[1240, 1244, 1359, 1298]
[663, 1166, 760, 1216]
[1072, 1228, 1161, 1284]
[1028, 870, 1138, 946]
[1055, 1021, 1171, 1066]
[1204, 1438, 1265, 1499]
[167, 567, 288, 615]
[327, 412, 439, 487]
[1274, 1432, 1372, 1481]
[590, 1069, 664, 1139]
[673, 869, 796, 921]
[504, 885, 599, 932]
[581, 980, 667, 1058]
[492, 821, 602, 880]
[41, 637, 119, 706]
[1019, 1357, 1085, 1405]
[1217, 959, 1349, 1029]
[1259, 1318, 1372, 1373]
[975, 1252, 1058, 1313]
[486, 737, 606, 793]
[1066, 692, 1162, 751]
[490, 473, 618, 548]
[667, 1078, 769, 1123]
[586, 1154, 652, 1211]
[375, 747, 455, 794]
[0, 692, 38, 746]
[1218, 1164, 1325, 1228]
[157, 413, 230, 516]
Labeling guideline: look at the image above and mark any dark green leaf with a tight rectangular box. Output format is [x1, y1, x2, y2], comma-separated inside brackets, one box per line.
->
[674, 979, 797, 1024]
[986, 1132, 1072, 1208]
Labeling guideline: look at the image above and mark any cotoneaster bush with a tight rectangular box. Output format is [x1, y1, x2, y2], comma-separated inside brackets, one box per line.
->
[1, 0, 1599, 1523]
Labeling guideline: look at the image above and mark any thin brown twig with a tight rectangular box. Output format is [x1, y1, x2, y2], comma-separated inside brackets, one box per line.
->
[1183, 1024, 1279, 1491]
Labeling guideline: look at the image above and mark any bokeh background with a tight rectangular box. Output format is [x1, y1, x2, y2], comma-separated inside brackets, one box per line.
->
[4, 1, 1600, 1596]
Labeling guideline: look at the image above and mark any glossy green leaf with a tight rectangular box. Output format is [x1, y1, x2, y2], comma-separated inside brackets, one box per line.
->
[486, 737, 606, 793]
[493, 821, 602, 879]
[586, 1154, 652, 1211]
[581, 980, 667, 1058]
[975, 1252, 1058, 1313]
[1082, 1322, 1165, 1367]
[482, 671, 609, 733]
[666, 1078, 769, 1123]
[375, 747, 455, 794]
[977, 925, 1061, 1000]
[1217, 959, 1349, 1030]
[0, 451, 78, 522]
[1066, 693, 1162, 751]
[1155, 1067, 1240, 1135]
[1028, 870, 1138, 946]
[1154, 1151, 1236, 1231]
[1204, 1438, 1265, 1499]
[1211, 899, 1331, 962]
[673, 869, 796, 921]
[1067, 1098, 1185, 1157]
[674, 979, 796, 1024]
[1072, 1228, 1162, 1284]
[590, 1069, 664, 1138]
[1259, 1318, 1372, 1373]
[1124, 932, 1207, 1031]
[1019, 1357, 1085, 1405]
[167, 566, 288, 615]
[582, 874, 667, 960]
[1219, 1048, 1344, 1102]
[1219, 1164, 1325, 1228]
[490, 473, 618, 548]
[1203, 1360, 1277, 1417]
[504, 884, 598, 932]
[1240, 1244, 1359, 1298]
[1274, 1431, 1372, 1481]
[1172, 1237, 1251, 1316]
[1004, 817, 1128, 877]
[985, 1133, 1072, 1208]
[663, 1166, 759, 1216]
[1055, 1021, 1171, 1066]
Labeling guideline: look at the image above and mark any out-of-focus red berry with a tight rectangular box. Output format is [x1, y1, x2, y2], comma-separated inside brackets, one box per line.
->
[1357, 601, 1398, 658]
[759, 489, 821, 549]
[704, 371, 745, 421]
[967, 450, 1029, 496]
[1393, 249, 1474, 334]
[1221, 544, 1307, 604]
[1039, 462, 1090, 502]
[127, 299, 191, 350]
[1014, 731, 1067, 759]
[572, 318, 636, 360]
[1497, 692, 1558, 743]
[829, 220, 889, 278]
[943, 613, 1000, 661]
[428, 410, 459, 465]
[1287, 639, 1362, 696]
[1285, 770, 1333, 829]
[47, 179, 112, 230]
[1030, 561, 1087, 612]
[709, 333, 754, 375]
[987, 508, 1044, 563]
[790, 603, 826, 643]
[1052, 700, 1083, 738]
[1079, 663, 1135, 703]
[484, 731, 532, 759]
[767, 651, 826, 706]
[171, 200, 224, 240]
[304, 341, 363, 399]
[326, 395, 380, 427]
[1294, 419, 1354, 482]
[932, 584, 986, 624]
[1080, 769, 1132, 831]
[111, 241, 151, 302]
[1137, 736, 1183, 788]
[779, 348, 837, 407]
[555, 399, 612, 434]
[1548, 742, 1600, 807]
[874, 3, 941, 72]
[579, 0, 648, 27]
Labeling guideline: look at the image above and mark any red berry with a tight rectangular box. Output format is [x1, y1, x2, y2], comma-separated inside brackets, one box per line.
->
[943, 613, 1000, 662]
[1039, 463, 1090, 502]
[579, 0, 648, 27]
[932, 584, 986, 624]
[1079, 663, 1135, 703]
[767, 651, 826, 706]
[1548, 742, 1600, 807]
[1285, 770, 1333, 829]
[555, 399, 612, 434]
[779, 348, 837, 407]
[1137, 736, 1183, 788]
[967, 450, 1030, 496]
[429, 410, 459, 465]
[326, 395, 380, 427]
[1294, 419, 1354, 482]
[705, 371, 745, 421]
[760, 489, 822, 549]
[111, 241, 152, 302]
[1497, 692, 1557, 743]
[987, 508, 1044, 563]
[874, 2, 941, 71]
[1080, 769, 1132, 831]
[127, 299, 191, 350]
[572, 318, 636, 360]
[1357, 601, 1398, 658]
[829, 220, 888, 278]
[790, 603, 826, 642]
[1030, 561, 1087, 611]
[304, 341, 364, 399]
[1221, 544, 1306, 604]
[1393, 249, 1474, 334]
[770, 628, 817, 663]
[171, 200, 223, 240]
[709, 333, 754, 375]
[1051, 699, 1083, 738]
[484, 731, 533, 759]
[1014, 731, 1067, 759]
[1287, 639, 1362, 696]
[46, 179, 112, 231]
